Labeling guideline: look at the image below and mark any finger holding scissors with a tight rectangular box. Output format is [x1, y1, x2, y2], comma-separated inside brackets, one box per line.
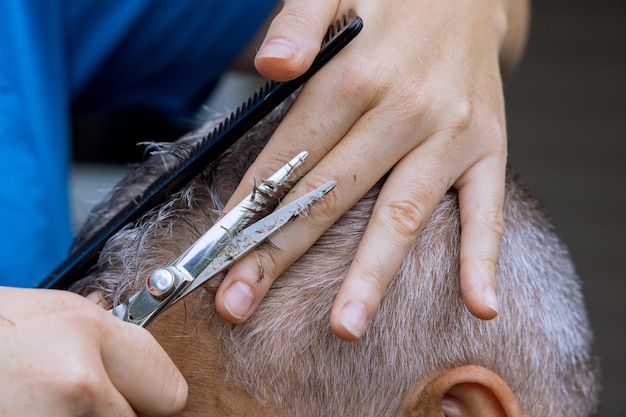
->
[110, 152, 335, 327]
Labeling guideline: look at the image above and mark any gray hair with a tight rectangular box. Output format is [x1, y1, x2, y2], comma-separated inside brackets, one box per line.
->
[73, 100, 600, 417]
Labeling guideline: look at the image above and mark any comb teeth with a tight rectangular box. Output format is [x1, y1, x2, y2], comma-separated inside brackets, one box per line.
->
[323, 10, 357, 47]
[198, 80, 279, 153]
[194, 10, 362, 154]
[39, 10, 362, 289]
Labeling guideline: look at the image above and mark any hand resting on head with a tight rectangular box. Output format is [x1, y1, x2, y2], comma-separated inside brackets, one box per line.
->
[73, 97, 599, 417]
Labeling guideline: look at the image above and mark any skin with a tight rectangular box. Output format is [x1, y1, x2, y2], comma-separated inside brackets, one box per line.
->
[0, 1, 530, 414]
[147, 300, 285, 417]
[147, 296, 523, 416]
[0, 287, 187, 417]
[215, 0, 530, 340]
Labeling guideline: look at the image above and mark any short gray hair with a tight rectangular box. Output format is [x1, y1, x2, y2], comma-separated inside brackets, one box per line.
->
[73, 100, 600, 417]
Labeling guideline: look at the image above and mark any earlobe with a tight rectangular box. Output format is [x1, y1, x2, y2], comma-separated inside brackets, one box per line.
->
[398, 365, 523, 417]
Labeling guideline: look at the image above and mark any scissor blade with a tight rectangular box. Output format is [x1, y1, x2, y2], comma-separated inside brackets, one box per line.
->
[173, 180, 335, 301]
[172, 152, 308, 279]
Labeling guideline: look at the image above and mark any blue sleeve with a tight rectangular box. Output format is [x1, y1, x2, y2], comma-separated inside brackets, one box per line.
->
[66, 0, 276, 120]
[0, 0, 275, 287]
[0, 1, 72, 287]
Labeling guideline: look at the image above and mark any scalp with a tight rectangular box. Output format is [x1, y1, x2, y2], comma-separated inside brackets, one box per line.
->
[72, 97, 600, 417]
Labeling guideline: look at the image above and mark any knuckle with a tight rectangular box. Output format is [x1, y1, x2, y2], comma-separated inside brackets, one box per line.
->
[445, 98, 474, 135]
[381, 197, 429, 241]
[301, 176, 342, 220]
[57, 295, 109, 332]
[474, 255, 500, 286]
[472, 105, 508, 156]
[328, 63, 379, 103]
[478, 195, 506, 238]
[486, 209, 506, 238]
[356, 268, 388, 300]
[57, 364, 105, 407]
[348, 62, 379, 91]
[468, 205, 505, 243]
[480, 255, 499, 273]
[271, 8, 323, 35]
[392, 93, 432, 127]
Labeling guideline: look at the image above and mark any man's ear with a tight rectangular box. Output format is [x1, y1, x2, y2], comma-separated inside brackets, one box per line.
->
[398, 365, 523, 417]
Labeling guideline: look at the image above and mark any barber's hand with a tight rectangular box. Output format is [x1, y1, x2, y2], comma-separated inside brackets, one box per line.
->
[216, 0, 526, 340]
[0, 287, 187, 416]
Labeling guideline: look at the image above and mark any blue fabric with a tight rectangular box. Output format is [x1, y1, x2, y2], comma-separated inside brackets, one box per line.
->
[0, 0, 275, 287]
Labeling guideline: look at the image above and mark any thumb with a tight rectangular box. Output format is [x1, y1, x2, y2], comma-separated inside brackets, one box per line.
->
[102, 317, 188, 416]
[255, 0, 339, 81]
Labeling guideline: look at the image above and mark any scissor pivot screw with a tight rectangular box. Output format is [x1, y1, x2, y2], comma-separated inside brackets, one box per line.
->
[146, 268, 176, 298]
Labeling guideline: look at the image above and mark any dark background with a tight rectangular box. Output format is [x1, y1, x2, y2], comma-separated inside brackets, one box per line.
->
[504, 1, 625, 415]
[71, 1, 625, 414]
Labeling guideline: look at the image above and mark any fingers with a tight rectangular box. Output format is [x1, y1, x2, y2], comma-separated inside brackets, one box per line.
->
[60, 369, 137, 417]
[455, 154, 506, 320]
[329, 143, 506, 339]
[329, 139, 459, 340]
[101, 317, 188, 416]
[73, 291, 188, 414]
[0, 288, 187, 416]
[217, 119, 505, 339]
[221, 0, 510, 340]
[223, 66, 374, 210]
[215, 107, 412, 323]
[255, 0, 340, 80]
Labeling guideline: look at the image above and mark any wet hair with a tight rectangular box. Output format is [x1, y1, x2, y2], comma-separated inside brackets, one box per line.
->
[73, 99, 600, 417]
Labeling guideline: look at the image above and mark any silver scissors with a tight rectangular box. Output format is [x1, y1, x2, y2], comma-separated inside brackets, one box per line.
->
[110, 151, 334, 327]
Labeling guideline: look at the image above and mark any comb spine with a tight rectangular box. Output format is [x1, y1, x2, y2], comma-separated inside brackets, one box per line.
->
[39, 11, 363, 289]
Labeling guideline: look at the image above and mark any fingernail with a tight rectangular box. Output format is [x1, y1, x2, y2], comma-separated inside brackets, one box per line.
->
[483, 285, 499, 315]
[223, 281, 254, 320]
[257, 38, 295, 60]
[339, 302, 370, 339]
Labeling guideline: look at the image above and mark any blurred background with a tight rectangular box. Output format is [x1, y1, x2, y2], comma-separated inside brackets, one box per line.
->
[505, 2, 625, 415]
[70, 1, 625, 414]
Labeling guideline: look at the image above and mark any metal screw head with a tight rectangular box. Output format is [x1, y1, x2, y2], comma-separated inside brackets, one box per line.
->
[146, 268, 176, 298]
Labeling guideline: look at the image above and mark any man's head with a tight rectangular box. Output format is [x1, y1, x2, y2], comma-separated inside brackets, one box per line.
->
[73, 102, 600, 416]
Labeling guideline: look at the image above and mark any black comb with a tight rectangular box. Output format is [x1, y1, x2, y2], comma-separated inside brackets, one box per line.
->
[39, 10, 363, 289]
